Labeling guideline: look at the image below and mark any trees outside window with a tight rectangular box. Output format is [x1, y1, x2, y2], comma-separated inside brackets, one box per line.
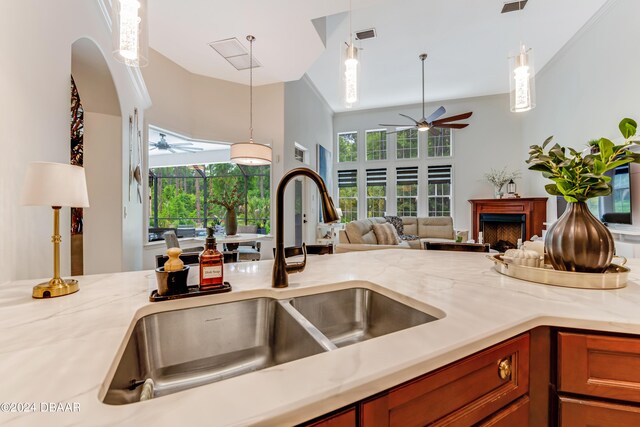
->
[396, 128, 418, 159]
[366, 130, 387, 161]
[338, 132, 358, 162]
[148, 163, 270, 239]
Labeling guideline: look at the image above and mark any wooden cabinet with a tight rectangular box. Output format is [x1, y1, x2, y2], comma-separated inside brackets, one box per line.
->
[559, 397, 640, 427]
[360, 334, 529, 427]
[477, 396, 530, 427]
[557, 331, 640, 426]
[304, 407, 356, 427]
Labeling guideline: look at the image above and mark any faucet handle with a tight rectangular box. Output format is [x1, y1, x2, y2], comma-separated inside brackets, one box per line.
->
[285, 243, 307, 274]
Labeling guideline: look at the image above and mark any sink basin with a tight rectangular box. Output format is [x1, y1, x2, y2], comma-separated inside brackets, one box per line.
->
[103, 286, 440, 405]
[289, 288, 438, 348]
[103, 297, 327, 405]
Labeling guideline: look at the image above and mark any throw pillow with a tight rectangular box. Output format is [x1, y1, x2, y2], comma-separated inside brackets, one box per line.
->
[399, 233, 419, 241]
[384, 215, 404, 235]
[372, 223, 400, 245]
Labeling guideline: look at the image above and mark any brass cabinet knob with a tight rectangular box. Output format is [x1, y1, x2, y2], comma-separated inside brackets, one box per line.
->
[498, 357, 512, 380]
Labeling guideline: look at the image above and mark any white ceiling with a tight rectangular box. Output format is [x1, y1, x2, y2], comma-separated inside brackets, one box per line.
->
[149, 0, 610, 112]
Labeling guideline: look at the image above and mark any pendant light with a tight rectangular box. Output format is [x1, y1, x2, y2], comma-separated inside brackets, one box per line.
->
[230, 35, 272, 166]
[111, 0, 149, 67]
[508, 2, 535, 112]
[342, 0, 360, 108]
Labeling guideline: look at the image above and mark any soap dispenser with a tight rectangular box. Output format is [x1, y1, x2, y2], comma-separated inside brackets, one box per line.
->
[199, 227, 224, 289]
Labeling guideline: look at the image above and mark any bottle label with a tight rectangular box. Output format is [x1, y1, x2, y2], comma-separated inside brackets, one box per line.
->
[202, 266, 222, 279]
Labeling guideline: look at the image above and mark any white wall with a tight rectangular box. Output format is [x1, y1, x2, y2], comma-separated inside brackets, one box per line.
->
[0, 0, 148, 283]
[83, 113, 123, 274]
[142, 48, 288, 253]
[333, 94, 522, 232]
[284, 75, 335, 245]
[521, 0, 640, 222]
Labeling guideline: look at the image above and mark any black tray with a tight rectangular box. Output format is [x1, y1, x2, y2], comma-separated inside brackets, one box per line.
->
[149, 282, 232, 302]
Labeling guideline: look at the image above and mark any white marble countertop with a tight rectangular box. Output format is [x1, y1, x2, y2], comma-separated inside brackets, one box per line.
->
[2, 249, 640, 426]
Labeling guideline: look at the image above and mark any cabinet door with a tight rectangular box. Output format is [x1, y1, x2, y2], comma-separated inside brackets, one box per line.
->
[477, 396, 530, 427]
[361, 334, 529, 427]
[559, 396, 640, 427]
[558, 332, 640, 403]
[304, 407, 356, 427]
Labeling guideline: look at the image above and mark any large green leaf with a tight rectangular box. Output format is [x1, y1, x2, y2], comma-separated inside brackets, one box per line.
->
[544, 184, 561, 196]
[598, 138, 614, 160]
[542, 136, 554, 149]
[619, 118, 637, 139]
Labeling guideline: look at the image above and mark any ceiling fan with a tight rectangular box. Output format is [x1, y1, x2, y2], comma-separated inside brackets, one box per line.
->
[379, 53, 473, 135]
[149, 133, 203, 153]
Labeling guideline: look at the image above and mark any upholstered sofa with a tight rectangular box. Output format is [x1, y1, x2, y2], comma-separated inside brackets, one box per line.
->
[335, 216, 468, 253]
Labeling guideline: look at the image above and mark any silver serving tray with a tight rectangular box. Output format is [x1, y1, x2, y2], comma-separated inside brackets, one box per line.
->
[488, 254, 629, 289]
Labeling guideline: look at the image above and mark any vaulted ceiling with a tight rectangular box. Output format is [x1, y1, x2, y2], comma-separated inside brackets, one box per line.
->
[149, 0, 611, 112]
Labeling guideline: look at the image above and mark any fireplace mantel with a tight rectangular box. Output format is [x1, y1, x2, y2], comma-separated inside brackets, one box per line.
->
[468, 198, 548, 242]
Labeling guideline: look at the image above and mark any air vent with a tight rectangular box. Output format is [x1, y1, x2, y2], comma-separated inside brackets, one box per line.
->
[355, 28, 376, 41]
[208, 37, 261, 71]
[501, 0, 528, 13]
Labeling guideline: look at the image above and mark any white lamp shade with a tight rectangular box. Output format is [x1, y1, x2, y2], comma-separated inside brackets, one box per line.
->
[230, 142, 272, 166]
[21, 162, 90, 207]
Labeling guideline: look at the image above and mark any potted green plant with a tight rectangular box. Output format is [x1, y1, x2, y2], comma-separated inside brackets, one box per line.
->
[526, 118, 639, 272]
[209, 181, 243, 236]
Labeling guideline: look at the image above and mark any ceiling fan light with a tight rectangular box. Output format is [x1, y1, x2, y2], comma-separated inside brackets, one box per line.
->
[230, 141, 272, 166]
[418, 125, 429, 132]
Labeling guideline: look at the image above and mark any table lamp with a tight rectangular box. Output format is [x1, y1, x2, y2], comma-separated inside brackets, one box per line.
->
[21, 162, 90, 298]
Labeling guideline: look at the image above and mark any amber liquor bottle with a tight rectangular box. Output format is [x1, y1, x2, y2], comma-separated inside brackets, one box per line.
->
[199, 227, 223, 289]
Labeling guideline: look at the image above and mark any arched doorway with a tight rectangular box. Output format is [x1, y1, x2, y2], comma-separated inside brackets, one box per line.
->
[71, 38, 123, 275]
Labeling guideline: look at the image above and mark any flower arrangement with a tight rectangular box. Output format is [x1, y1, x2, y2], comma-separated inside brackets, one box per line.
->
[209, 181, 243, 210]
[484, 167, 521, 196]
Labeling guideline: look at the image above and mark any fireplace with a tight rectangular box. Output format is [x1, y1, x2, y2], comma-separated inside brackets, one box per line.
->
[469, 198, 547, 250]
[480, 213, 526, 251]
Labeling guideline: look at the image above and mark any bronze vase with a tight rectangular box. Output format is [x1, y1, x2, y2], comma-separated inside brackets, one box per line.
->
[225, 208, 238, 236]
[545, 201, 614, 272]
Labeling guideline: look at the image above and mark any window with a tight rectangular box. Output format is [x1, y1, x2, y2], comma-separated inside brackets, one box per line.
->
[294, 144, 307, 163]
[148, 163, 271, 240]
[396, 167, 418, 217]
[396, 128, 418, 159]
[366, 168, 387, 217]
[366, 130, 387, 161]
[338, 132, 358, 162]
[427, 165, 452, 217]
[427, 128, 452, 157]
[338, 169, 358, 223]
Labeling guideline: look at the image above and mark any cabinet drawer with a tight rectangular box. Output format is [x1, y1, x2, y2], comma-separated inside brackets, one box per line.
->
[559, 396, 640, 427]
[558, 332, 640, 402]
[362, 334, 529, 427]
[477, 396, 530, 427]
[303, 407, 356, 427]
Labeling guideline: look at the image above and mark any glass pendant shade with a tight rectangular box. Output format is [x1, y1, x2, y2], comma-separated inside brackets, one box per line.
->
[342, 43, 359, 108]
[509, 44, 535, 112]
[112, 0, 149, 67]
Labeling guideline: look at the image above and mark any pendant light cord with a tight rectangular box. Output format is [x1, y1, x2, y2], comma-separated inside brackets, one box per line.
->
[248, 35, 254, 143]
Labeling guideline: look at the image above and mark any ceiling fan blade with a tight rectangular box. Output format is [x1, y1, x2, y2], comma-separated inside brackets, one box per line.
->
[169, 142, 195, 146]
[425, 106, 446, 123]
[178, 147, 203, 152]
[428, 128, 442, 137]
[149, 147, 157, 151]
[386, 127, 417, 135]
[168, 147, 177, 153]
[398, 113, 420, 125]
[432, 112, 473, 125]
[433, 123, 469, 129]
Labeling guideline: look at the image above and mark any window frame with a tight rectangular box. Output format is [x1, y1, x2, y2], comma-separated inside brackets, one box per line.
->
[337, 169, 358, 223]
[395, 127, 419, 160]
[365, 129, 388, 161]
[396, 166, 419, 217]
[426, 128, 453, 159]
[366, 168, 387, 217]
[426, 164, 453, 217]
[337, 131, 358, 163]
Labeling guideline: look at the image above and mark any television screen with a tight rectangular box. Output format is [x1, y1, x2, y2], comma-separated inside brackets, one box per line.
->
[557, 164, 632, 225]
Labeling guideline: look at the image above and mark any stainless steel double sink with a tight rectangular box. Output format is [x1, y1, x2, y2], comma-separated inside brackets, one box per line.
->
[103, 286, 441, 405]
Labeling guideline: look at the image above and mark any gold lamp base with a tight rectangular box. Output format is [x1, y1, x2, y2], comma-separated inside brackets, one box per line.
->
[32, 278, 79, 299]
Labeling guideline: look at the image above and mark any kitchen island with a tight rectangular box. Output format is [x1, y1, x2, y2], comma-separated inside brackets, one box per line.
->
[1, 249, 640, 426]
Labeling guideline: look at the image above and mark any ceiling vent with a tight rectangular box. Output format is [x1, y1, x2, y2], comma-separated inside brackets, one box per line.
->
[501, 0, 528, 13]
[355, 28, 376, 41]
[208, 37, 261, 71]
